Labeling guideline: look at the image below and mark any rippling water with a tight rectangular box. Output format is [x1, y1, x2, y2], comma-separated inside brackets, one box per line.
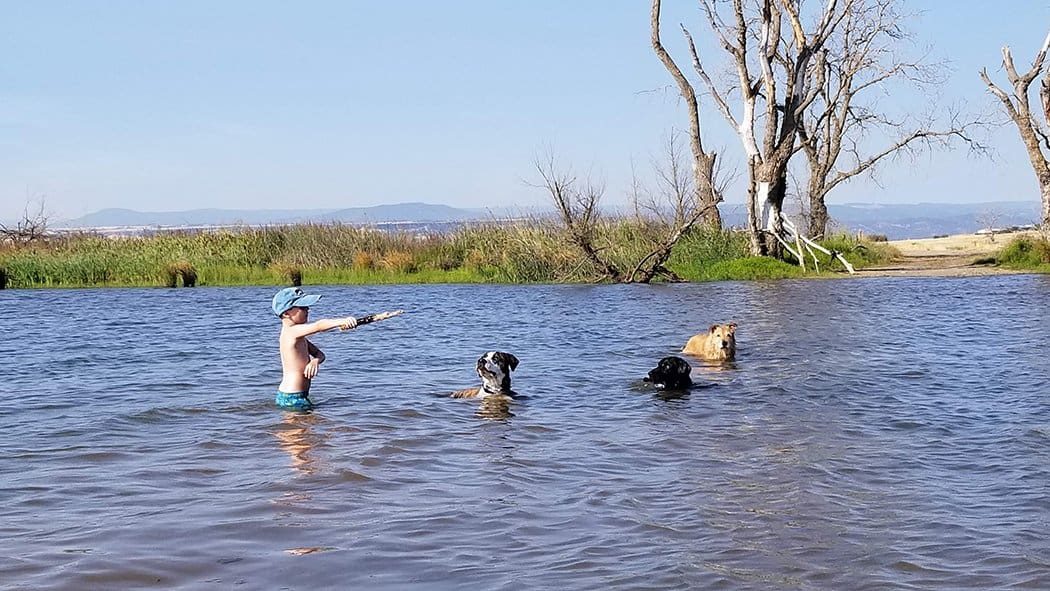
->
[1, 277, 1048, 590]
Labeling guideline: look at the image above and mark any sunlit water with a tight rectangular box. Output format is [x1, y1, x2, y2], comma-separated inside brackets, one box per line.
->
[1, 277, 1048, 590]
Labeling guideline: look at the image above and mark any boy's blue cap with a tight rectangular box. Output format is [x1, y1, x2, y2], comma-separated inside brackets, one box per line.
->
[272, 287, 322, 317]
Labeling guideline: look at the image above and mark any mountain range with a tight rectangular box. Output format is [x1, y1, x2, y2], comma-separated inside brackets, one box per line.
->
[52, 200, 1043, 241]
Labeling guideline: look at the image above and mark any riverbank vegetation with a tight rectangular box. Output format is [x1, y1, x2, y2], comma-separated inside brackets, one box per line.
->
[995, 234, 1050, 272]
[0, 220, 891, 289]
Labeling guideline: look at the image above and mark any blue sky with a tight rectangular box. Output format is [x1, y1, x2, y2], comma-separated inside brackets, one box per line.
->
[1, 1, 1048, 221]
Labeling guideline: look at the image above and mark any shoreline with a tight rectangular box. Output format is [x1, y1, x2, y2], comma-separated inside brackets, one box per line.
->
[0, 230, 1042, 288]
[852, 230, 1035, 278]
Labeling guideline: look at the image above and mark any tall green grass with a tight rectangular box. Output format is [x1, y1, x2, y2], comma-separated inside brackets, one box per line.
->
[667, 226, 751, 280]
[0, 220, 900, 288]
[813, 233, 899, 269]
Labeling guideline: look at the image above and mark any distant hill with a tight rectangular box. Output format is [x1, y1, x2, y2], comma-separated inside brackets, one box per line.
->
[55, 200, 1042, 240]
[672, 201, 1041, 240]
[824, 201, 1041, 239]
[61, 202, 492, 227]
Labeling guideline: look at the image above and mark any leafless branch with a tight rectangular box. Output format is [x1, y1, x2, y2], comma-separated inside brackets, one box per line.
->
[0, 199, 52, 245]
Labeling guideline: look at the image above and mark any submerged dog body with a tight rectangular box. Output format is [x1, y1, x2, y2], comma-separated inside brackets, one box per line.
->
[682, 322, 737, 361]
[450, 351, 519, 399]
[644, 356, 694, 390]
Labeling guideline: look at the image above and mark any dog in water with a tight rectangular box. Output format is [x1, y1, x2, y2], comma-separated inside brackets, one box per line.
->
[450, 351, 519, 399]
[643, 356, 694, 390]
[682, 322, 737, 361]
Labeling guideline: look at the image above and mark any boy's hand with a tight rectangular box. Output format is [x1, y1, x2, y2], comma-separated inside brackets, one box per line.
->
[339, 316, 358, 330]
[304, 358, 321, 379]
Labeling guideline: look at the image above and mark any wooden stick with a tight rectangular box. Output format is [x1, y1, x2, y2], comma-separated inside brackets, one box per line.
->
[344, 309, 404, 329]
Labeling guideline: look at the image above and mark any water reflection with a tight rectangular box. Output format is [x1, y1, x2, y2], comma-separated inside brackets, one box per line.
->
[273, 411, 328, 475]
[475, 396, 515, 420]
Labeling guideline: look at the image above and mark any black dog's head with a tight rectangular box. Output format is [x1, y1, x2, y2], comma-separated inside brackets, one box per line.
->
[477, 351, 519, 395]
[644, 356, 693, 390]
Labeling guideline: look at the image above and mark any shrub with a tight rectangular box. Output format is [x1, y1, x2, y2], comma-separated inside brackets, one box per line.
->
[162, 261, 198, 287]
[381, 250, 416, 273]
[352, 252, 376, 271]
[997, 237, 1050, 268]
[270, 262, 302, 286]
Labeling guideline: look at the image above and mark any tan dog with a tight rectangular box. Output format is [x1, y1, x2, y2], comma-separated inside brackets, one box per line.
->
[682, 323, 737, 361]
[450, 351, 519, 399]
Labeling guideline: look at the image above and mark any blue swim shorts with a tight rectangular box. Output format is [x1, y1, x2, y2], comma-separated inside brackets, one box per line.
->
[275, 390, 313, 410]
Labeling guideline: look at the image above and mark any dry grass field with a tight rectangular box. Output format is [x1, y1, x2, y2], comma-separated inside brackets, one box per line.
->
[854, 230, 1039, 277]
[888, 231, 1037, 257]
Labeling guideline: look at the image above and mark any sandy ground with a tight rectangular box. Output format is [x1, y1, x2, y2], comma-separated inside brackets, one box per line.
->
[852, 230, 1038, 278]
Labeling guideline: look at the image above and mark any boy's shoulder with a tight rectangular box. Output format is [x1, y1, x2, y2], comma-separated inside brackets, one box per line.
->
[278, 324, 302, 340]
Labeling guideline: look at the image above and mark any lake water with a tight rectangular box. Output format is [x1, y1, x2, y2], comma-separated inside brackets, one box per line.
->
[1, 277, 1048, 590]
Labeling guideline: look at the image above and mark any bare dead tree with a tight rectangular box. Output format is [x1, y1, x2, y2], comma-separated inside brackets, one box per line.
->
[626, 130, 724, 283]
[535, 143, 722, 284]
[980, 27, 1050, 229]
[976, 208, 1003, 242]
[0, 199, 51, 244]
[650, 0, 723, 229]
[799, 0, 985, 239]
[633, 130, 696, 227]
[532, 152, 623, 282]
[683, 0, 850, 256]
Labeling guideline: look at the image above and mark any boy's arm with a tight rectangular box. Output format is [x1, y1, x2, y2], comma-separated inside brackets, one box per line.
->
[307, 340, 325, 364]
[284, 316, 357, 339]
[303, 338, 326, 379]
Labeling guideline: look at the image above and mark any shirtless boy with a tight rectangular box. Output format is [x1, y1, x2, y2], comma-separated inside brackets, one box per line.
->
[271, 287, 358, 410]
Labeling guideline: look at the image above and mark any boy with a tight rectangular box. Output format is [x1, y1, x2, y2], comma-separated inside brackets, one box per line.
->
[271, 287, 358, 410]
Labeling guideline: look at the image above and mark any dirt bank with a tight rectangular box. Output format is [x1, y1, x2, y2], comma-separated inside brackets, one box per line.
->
[852, 231, 1036, 278]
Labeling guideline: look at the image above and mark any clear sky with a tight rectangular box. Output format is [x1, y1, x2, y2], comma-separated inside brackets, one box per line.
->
[2, 1, 1049, 222]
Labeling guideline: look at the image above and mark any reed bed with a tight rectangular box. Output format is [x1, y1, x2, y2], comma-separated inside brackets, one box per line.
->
[0, 219, 887, 288]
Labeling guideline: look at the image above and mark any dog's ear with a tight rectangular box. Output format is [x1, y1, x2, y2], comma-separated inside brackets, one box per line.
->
[709, 324, 719, 333]
[727, 322, 737, 333]
[500, 352, 519, 371]
[668, 356, 691, 374]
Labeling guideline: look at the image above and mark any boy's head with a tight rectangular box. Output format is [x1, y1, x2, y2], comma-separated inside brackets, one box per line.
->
[272, 287, 322, 318]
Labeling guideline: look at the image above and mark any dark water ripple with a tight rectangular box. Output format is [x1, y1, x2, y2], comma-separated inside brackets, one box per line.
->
[1, 277, 1048, 589]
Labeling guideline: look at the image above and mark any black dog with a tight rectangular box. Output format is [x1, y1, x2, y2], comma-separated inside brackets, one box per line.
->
[643, 356, 694, 390]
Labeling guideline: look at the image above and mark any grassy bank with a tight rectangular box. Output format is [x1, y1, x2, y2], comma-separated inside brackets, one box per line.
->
[0, 220, 889, 288]
[995, 235, 1050, 272]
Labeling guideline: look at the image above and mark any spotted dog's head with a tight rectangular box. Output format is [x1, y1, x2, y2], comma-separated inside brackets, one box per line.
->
[476, 351, 519, 397]
[644, 356, 694, 390]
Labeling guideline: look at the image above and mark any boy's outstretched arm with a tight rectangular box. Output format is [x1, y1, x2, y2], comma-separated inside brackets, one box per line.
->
[285, 316, 358, 339]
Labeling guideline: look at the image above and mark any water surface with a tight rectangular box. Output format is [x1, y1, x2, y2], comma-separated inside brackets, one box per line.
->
[1, 277, 1048, 589]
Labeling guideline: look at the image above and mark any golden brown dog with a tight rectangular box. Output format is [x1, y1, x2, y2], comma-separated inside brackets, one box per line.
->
[682, 323, 737, 361]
